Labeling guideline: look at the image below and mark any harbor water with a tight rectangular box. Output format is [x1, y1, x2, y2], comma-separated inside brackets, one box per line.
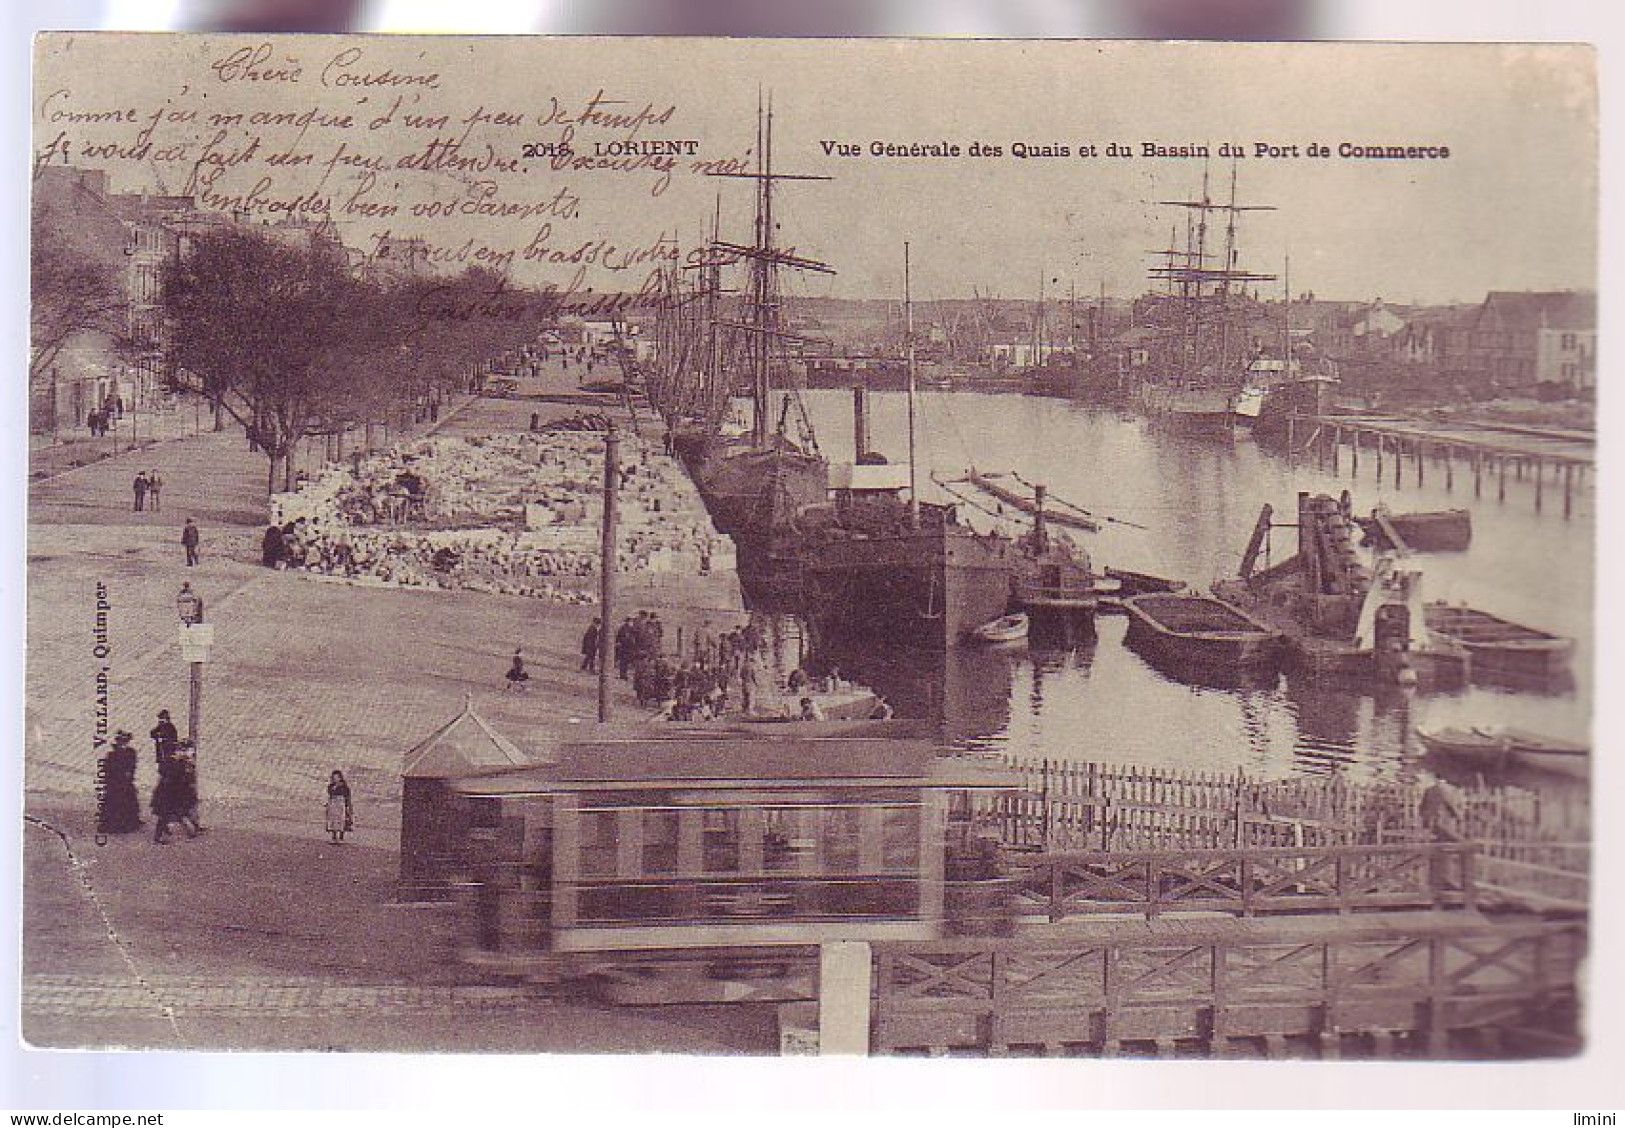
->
[791, 389, 1594, 787]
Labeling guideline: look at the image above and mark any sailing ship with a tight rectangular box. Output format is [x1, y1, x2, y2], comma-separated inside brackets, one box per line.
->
[1232, 257, 1340, 436]
[641, 101, 832, 605]
[1134, 164, 1277, 433]
[638, 102, 1094, 648]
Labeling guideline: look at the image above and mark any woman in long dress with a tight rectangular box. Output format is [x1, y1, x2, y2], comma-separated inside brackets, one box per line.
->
[325, 770, 353, 844]
[98, 731, 143, 834]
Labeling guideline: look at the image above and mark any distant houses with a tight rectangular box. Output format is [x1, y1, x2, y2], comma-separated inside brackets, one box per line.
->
[1107, 289, 1597, 402]
[30, 165, 362, 435]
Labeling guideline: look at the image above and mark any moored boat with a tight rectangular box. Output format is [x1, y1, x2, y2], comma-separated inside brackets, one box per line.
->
[1490, 727, 1589, 777]
[1417, 725, 1511, 770]
[1423, 603, 1573, 680]
[1359, 506, 1472, 553]
[1122, 593, 1281, 670]
[1418, 724, 1589, 777]
[959, 471, 1100, 532]
[971, 612, 1029, 645]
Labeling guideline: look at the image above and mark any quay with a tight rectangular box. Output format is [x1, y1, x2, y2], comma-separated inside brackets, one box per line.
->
[1288, 413, 1593, 518]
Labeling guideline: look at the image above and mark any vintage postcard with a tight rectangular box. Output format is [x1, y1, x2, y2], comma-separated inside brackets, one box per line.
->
[24, 35, 1595, 1058]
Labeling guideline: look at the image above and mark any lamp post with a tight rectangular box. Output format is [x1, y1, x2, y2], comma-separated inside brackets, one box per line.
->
[597, 425, 619, 723]
[175, 583, 211, 769]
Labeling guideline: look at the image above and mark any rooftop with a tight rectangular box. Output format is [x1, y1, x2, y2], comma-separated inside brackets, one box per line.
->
[451, 736, 1020, 794]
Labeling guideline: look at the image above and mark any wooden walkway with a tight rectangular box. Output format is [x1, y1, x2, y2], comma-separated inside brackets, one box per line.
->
[872, 914, 1584, 1057]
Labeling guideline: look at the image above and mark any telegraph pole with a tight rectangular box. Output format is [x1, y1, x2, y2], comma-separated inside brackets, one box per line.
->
[597, 425, 620, 722]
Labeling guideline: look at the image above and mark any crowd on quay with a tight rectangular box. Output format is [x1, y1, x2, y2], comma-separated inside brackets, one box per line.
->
[263, 431, 734, 604]
[569, 611, 885, 723]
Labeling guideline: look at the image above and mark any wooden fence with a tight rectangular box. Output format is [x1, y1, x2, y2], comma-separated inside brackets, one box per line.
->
[975, 758, 1590, 912]
[871, 920, 1586, 1057]
[1007, 844, 1475, 922]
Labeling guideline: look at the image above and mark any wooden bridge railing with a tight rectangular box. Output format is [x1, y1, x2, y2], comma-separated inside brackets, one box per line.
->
[1006, 843, 1476, 921]
[871, 920, 1586, 1057]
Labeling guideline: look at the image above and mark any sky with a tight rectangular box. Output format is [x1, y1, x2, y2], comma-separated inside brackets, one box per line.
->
[32, 36, 1597, 306]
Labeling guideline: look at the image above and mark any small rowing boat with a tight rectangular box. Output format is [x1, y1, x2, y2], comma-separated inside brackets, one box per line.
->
[1417, 725, 1510, 770]
[970, 612, 1029, 644]
[1418, 724, 1589, 777]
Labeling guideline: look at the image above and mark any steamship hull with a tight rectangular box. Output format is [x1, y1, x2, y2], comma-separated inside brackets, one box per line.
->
[1137, 384, 1237, 434]
[803, 525, 1094, 650]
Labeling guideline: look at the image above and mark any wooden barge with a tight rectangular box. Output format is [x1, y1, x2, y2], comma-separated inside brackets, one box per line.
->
[1423, 604, 1574, 681]
[1359, 506, 1473, 552]
[1121, 593, 1281, 670]
[961, 470, 1100, 532]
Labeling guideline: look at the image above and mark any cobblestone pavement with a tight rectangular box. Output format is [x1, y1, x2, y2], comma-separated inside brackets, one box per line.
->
[23, 974, 542, 1015]
[20, 973, 775, 1053]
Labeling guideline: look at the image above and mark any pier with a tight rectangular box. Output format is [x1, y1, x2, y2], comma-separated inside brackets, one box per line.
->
[1288, 414, 1593, 519]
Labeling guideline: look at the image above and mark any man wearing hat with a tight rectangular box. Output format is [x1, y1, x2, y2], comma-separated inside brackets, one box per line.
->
[150, 710, 179, 767]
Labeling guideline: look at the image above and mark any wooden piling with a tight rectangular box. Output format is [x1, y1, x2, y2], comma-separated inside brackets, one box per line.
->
[1416, 441, 1425, 488]
[1331, 427, 1341, 474]
[1534, 458, 1544, 513]
[1563, 463, 1573, 519]
[1498, 457, 1507, 502]
[1375, 434, 1384, 481]
[1393, 438, 1402, 489]
[1444, 447, 1453, 491]
[1351, 431, 1360, 475]
[1473, 451, 1482, 498]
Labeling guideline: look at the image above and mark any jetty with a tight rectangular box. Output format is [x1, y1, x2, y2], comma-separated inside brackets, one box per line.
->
[1288, 413, 1593, 519]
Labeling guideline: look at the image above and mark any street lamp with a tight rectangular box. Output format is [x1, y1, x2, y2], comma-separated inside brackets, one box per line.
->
[176, 582, 212, 771]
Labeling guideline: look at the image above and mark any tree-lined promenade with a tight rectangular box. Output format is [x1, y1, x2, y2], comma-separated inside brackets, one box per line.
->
[159, 227, 545, 493]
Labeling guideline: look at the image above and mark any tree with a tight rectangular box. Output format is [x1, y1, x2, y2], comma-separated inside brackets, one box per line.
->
[162, 227, 379, 493]
[30, 211, 129, 387]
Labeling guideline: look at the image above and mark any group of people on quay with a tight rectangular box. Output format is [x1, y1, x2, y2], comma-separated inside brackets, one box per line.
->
[95, 710, 200, 845]
[97, 707, 357, 846]
[263, 432, 732, 605]
[614, 612, 766, 720]
[598, 612, 856, 722]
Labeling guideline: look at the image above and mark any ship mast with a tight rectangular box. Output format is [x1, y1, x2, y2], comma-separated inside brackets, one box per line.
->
[905, 241, 919, 527]
[753, 104, 772, 446]
[707, 93, 834, 452]
[1150, 161, 1278, 387]
[1283, 251, 1293, 374]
